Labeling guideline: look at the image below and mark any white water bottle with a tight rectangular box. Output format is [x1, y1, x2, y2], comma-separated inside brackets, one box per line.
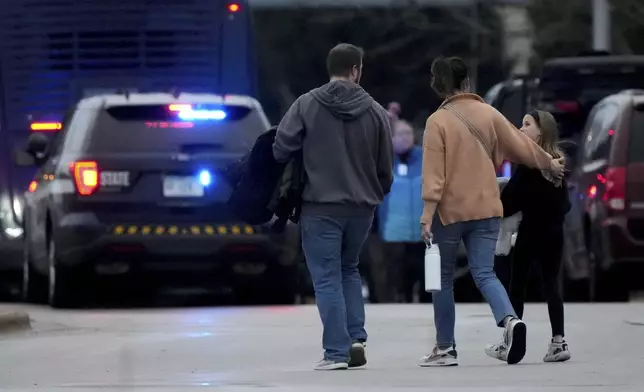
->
[424, 239, 441, 292]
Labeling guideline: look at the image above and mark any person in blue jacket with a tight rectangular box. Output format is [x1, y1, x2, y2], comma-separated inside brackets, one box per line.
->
[378, 118, 430, 303]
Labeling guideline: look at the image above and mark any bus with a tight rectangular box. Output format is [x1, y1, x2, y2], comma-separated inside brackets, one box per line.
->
[0, 0, 258, 282]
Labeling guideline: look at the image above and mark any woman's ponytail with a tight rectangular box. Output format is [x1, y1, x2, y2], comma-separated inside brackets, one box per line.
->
[431, 56, 469, 98]
[431, 57, 454, 97]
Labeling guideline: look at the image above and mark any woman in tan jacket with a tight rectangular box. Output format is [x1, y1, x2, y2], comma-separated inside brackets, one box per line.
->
[418, 57, 565, 368]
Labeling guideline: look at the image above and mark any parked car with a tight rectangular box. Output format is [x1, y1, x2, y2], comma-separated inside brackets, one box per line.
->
[0, 187, 24, 294]
[16, 92, 300, 308]
[537, 55, 644, 142]
[563, 89, 644, 301]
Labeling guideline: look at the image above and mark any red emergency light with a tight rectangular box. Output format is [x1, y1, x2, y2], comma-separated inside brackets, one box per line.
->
[30, 122, 62, 131]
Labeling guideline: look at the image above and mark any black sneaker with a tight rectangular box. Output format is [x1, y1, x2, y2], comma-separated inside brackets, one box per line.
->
[505, 318, 527, 365]
[348, 341, 367, 368]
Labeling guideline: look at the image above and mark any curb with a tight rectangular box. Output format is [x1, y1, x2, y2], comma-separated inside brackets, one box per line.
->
[0, 311, 31, 333]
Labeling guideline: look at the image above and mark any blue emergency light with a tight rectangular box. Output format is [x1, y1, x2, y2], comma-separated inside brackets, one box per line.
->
[169, 104, 227, 121]
[198, 170, 212, 186]
[502, 162, 512, 177]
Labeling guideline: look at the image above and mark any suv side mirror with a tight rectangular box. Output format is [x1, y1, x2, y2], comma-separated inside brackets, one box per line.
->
[13, 133, 50, 167]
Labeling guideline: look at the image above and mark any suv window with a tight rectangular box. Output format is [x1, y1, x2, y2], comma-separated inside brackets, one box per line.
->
[60, 107, 99, 154]
[629, 106, 644, 163]
[583, 103, 619, 161]
[63, 104, 268, 155]
[498, 88, 525, 128]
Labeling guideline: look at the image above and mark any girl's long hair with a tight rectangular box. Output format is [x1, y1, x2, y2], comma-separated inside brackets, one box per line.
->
[532, 110, 563, 159]
[531, 110, 564, 186]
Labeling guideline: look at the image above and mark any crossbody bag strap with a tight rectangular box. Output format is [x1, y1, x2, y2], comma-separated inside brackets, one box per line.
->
[441, 103, 493, 160]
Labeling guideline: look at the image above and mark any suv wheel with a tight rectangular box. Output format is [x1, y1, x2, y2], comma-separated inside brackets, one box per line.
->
[235, 265, 297, 305]
[22, 241, 47, 304]
[47, 238, 80, 308]
[588, 233, 629, 302]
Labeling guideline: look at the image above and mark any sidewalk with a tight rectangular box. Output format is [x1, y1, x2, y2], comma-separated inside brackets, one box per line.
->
[0, 304, 30, 333]
[1, 303, 643, 391]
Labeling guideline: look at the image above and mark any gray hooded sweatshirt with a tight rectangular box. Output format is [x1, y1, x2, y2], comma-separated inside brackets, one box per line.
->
[273, 80, 394, 215]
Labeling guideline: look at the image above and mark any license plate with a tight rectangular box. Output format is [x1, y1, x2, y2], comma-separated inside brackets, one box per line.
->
[101, 171, 130, 187]
[163, 176, 204, 197]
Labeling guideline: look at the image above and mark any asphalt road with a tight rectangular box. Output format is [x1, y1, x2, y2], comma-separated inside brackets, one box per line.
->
[1, 303, 643, 392]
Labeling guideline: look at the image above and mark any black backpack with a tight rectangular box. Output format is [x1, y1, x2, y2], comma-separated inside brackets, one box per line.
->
[226, 127, 286, 225]
[268, 148, 305, 231]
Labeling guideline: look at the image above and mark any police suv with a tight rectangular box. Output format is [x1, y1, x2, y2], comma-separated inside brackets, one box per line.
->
[16, 93, 300, 307]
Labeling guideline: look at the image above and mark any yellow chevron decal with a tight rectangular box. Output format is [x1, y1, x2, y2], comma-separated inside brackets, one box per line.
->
[112, 224, 259, 236]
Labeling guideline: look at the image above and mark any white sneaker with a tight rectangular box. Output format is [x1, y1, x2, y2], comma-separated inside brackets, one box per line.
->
[505, 318, 527, 364]
[543, 340, 571, 363]
[485, 339, 508, 362]
[485, 318, 527, 365]
[314, 359, 349, 371]
[419, 346, 458, 367]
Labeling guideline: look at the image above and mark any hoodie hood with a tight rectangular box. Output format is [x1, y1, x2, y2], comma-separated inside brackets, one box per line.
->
[311, 80, 374, 120]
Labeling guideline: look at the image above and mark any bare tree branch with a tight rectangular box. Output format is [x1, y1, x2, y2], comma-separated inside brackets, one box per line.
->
[611, 0, 644, 24]
[445, 5, 493, 35]
[395, 35, 466, 72]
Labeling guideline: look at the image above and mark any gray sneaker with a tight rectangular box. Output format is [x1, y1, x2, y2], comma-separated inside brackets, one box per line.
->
[543, 340, 571, 363]
[314, 359, 349, 371]
[419, 346, 458, 367]
[349, 341, 367, 368]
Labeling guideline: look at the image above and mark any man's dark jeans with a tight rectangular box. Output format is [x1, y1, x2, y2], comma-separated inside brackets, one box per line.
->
[300, 212, 373, 362]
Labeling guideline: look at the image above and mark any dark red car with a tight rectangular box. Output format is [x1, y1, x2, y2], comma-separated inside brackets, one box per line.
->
[565, 89, 644, 301]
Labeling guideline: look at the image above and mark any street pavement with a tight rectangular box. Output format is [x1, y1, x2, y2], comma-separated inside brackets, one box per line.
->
[0, 302, 643, 392]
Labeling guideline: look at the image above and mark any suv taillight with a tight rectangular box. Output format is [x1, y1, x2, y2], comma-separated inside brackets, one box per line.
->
[71, 161, 100, 196]
[603, 167, 626, 211]
[554, 100, 580, 113]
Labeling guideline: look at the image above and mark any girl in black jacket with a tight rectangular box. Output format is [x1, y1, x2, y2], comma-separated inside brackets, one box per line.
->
[488, 110, 572, 363]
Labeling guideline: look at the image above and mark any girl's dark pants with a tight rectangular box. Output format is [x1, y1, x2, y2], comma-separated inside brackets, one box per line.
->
[509, 223, 565, 337]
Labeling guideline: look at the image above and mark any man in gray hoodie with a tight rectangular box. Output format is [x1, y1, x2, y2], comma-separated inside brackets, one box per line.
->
[273, 43, 394, 371]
